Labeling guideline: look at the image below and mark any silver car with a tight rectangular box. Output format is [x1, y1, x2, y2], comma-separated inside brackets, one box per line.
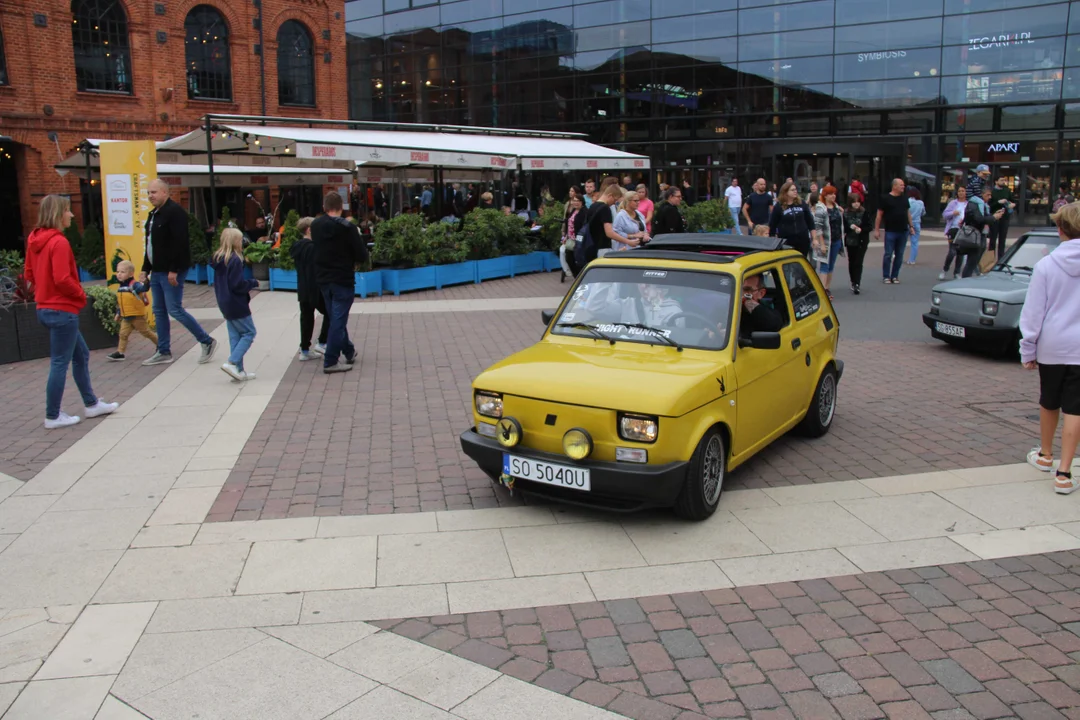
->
[922, 230, 1060, 355]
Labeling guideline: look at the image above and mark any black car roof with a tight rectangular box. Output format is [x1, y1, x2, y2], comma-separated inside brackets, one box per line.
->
[602, 233, 794, 265]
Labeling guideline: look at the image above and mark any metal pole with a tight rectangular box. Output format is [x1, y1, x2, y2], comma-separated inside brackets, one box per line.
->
[255, 0, 266, 116]
[84, 142, 95, 227]
[205, 119, 218, 227]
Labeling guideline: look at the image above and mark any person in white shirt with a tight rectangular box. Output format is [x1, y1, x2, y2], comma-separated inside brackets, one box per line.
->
[724, 178, 744, 235]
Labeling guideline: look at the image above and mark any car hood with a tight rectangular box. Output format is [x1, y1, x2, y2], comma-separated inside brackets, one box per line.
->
[474, 340, 726, 417]
[934, 271, 1031, 302]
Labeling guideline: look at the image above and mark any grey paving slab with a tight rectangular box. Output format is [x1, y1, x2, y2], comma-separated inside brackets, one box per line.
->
[4, 507, 152, 556]
[236, 537, 377, 595]
[36, 602, 157, 680]
[144, 594, 303, 633]
[130, 638, 375, 720]
[0, 614, 71, 683]
[3, 675, 116, 720]
[94, 543, 250, 603]
[260, 621, 379, 658]
[326, 685, 458, 720]
[453, 675, 625, 719]
[0, 549, 123, 608]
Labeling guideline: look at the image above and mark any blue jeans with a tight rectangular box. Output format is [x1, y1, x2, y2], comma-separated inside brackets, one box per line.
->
[321, 283, 355, 367]
[730, 211, 742, 235]
[818, 238, 844, 274]
[882, 231, 909, 280]
[908, 223, 922, 262]
[150, 269, 211, 355]
[37, 309, 97, 420]
[226, 316, 256, 372]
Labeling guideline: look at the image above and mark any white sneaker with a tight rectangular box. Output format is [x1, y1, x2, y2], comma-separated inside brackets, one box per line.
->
[1055, 471, 1079, 495]
[240, 371, 256, 381]
[312, 343, 326, 357]
[938, 272, 947, 280]
[44, 412, 81, 429]
[221, 362, 244, 381]
[84, 400, 119, 419]
[1027, 447, 1055, 472]
[298, 349, 314, 361]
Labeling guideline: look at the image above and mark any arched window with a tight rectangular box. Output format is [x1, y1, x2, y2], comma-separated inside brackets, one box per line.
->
[277, 20, 315, 106]
[185, 5, 232, 101]
[71, 0, 132, 93]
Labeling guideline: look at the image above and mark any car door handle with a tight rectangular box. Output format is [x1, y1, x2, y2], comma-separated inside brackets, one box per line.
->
[791, 338, 801, 350]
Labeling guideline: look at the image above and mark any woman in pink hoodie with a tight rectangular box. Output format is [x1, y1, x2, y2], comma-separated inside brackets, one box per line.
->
[1020, 202, 1080, 493]
[24, 195, 118, 429]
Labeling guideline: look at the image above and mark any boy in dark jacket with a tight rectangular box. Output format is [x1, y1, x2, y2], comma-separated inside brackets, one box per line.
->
[313, 191, 369, 374]
[290, 217, 330, 361]
[211, 228, 260, 381]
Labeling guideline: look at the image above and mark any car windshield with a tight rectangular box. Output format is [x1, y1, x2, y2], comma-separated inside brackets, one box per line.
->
[552, 266, 735, 350]
[996, 233, 1060, 273]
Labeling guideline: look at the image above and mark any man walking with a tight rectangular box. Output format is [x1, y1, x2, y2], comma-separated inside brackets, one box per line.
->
[874, 178, 915, 284]
[140, 179, 217, 365]
[989, 176, 1016, 260]
[313, 191, 368, 374]
[724, 178, 744, 234]
[743, 178, 774, 235]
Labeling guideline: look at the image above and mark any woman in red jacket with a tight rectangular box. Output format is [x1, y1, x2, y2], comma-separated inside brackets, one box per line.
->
[24, 195, 118, 429]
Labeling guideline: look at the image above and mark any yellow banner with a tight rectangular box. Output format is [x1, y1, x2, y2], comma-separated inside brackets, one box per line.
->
[98, 140, 157, 280]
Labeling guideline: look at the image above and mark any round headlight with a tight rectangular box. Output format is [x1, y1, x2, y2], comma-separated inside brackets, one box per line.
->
[563, 428, 593, 460]
[496, 417, 522, 448]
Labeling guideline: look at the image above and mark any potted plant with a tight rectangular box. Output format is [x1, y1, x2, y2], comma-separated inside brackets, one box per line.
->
[243, 242, 275, 289]
[0, 251, 26, 364]
[536, 200, 565, 272]
[188, 212, 211, 283]
[269, 210, 301, 291]
[425, 221, 474, 290]
[684, 199, 735, 234]
[77, 223, 107, 281]
[372, 214, 437, 295]
[462, 209, 511, 282]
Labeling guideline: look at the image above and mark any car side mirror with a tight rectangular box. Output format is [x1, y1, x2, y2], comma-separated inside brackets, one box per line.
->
[738, 331, 782, 350]
[541, 310, 555, 326]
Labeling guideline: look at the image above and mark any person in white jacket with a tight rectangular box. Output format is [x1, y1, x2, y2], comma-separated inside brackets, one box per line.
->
[1019, 201, 1080, 494]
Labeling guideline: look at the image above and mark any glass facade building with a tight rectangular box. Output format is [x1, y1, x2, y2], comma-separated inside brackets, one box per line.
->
[345, 0, 1080, 222]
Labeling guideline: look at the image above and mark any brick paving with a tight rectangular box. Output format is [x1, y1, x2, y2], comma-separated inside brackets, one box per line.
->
[207, 306, 1041, 521]
[0, 319, 220, 480]
[382, 552, 1080, 720]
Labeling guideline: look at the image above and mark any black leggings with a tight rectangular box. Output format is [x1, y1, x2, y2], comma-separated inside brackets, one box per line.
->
[299, 298, 330, 350]
[847, 241, 868, 286]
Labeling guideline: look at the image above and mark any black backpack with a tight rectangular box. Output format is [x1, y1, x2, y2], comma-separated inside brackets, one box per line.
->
[574, 206, 601, 268]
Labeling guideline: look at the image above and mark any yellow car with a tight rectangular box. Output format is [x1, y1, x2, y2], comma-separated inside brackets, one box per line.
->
[460, 234, 843, 520]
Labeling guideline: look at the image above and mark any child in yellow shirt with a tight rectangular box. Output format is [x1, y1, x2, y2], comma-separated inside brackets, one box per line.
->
[107, 260, 157, 361]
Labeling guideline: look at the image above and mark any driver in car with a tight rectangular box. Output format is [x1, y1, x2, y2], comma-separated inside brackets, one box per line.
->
[739, 274, 784, 339]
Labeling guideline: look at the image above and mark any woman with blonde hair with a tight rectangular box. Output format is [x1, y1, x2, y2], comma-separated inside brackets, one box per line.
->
[612, 190, 650, 251]
[24, 194, 118, 428]
[211, 228, 260, 381]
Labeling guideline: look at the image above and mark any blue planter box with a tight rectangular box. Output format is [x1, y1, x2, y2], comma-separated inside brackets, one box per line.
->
[355, 271, 383, 298]
[382, 266, 438, 296]
[475, 256, 512, 282]
[434, 261, 477, 290]
[207, 266, 214, 286]
[78, 268, 105, 282]
[511, 252, 545, 275]
[540, 251, 560, 272]
[195, 264, 210, 284]
[269, 268, 297, 291]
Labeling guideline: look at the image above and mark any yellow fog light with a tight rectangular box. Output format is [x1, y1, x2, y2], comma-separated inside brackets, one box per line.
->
[563, 428, 593, 460]
[496, 417, 522, 448]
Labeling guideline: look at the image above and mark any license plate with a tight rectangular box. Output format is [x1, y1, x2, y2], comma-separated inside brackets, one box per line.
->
[935, 322, 966, 338]
[503, 454, 591, 492]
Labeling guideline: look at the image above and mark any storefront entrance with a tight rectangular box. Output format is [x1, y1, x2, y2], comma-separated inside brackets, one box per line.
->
[0, 139, 24, 249]
[939, 164, 1054, 227]
[767, 142, 905, 211]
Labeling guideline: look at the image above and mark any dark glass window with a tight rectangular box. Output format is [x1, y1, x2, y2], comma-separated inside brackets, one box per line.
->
[1064, 35, 1080, 67]
[832, 77, 942, 107]
[738, 56, 834, 87]
[738, 28, 834, 62]
[277, 20, 316, 106]
[385, 6, 440, 32]
[653, 39, 736, 64]
[945, 0, 1055, 12]
[0, 25, 7, 85]
[575, 21, 650, 53]
[1064, 102, 1080, 127]
[945, 107, 993, 131]
[836, 113, 883, 135]
[440, 0, 502, 24]
[739, 1, 835, 35]
[185, 5, 232, 101]
[941, 69, 1062, 104]
[834, 47, 942, 82]
[653, 0, 736, 18]
[834, 18, 942, 54]
[1001, 103, 1057, 130]
[942, 5, 1068, 46]
[346, 0, 384, 20]
[888, 110, 935, 133]
[943, 36, 1065, 76]
[71, 0, 133, 93]
[573, 0, 649, 29]
[652, 12, 736, 44]
[835, 0, 942, 24]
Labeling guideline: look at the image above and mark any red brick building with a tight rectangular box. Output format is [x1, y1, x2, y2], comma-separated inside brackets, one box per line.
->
[0, 0, 348, 249]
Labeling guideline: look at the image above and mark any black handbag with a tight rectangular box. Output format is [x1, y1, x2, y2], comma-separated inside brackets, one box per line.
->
[954, 224, 982, 251]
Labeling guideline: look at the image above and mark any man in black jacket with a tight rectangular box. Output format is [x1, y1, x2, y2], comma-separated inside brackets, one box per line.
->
[313, 191, 369, 374]
[139, 179, 216, 366]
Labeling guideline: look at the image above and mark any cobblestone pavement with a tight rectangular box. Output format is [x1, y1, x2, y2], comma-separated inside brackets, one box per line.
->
[208, 308, 1041, 521]
[0, 320, 219, 480]
[382, 552, 1080, 720]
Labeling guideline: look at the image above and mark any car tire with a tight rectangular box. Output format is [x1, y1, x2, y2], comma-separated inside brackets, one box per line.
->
[795, 365, 838, 438]
[673, 427, 726, 521]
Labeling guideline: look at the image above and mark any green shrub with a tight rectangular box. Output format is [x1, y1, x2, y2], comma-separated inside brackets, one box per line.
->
[212, 206, 232, 255]
[275, 210, 301, 270]
[243, 242, 276, 265]
[425, 222, 466, 266]
[106, 247, 133, 286]
[64, 222, 83, 258]
[458, 209, 501, 260]
[535, 201, 565, 251]
[189, 212, 211, 265]
[77, 223, 107, 277]
[684, 199, 735, 233]
[372, 213, 426, 268]
[495, 212, 531, 256]
[85, 285, 119, 335]
[0, 249, 23, 278]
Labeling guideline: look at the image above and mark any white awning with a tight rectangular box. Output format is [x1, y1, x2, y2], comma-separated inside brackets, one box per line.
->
[155, 122, 650, 171]
[57, 162, 353, 188]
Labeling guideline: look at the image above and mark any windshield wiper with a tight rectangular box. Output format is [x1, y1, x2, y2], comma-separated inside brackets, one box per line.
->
[1011, 265, 1035, 273]
[617, 323, 684, 351]
[556, 322, 615, 344]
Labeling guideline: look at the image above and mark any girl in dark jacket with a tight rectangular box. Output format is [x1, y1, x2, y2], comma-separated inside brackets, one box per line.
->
[561, 194, 588, 278]
[768, 181, 814, 257]
[289, 217, 331, 360]
[845, 195, 871, 294]
[652, 187, 686, 236]
[212, 228, 260, 381]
